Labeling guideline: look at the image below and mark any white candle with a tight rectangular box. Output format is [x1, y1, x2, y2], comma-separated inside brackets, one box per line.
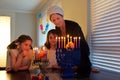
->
[78, 37, 81, 48]
[61, 36, 63, 48]
[74, 37, 76, 48]
[70, 36, 72, 42]
[67, 34, 69, 43]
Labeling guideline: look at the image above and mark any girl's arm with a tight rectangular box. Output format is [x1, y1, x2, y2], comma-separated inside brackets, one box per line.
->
[16, 50, 32, 71]
[18, 60, 31, 71]
[12, 53, 23, 71]
[10, 50, 32, 71]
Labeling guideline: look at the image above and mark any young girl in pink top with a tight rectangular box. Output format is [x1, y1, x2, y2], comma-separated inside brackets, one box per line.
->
[6, 34, 33, 72]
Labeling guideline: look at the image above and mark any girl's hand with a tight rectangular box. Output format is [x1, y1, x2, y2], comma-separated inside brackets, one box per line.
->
[6, 66, 12, 72]
[52, 65, 60, 69]
[20, 50, 29, 57]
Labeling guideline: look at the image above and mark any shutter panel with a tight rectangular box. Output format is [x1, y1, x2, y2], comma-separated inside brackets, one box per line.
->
[88, 0, 120, 72]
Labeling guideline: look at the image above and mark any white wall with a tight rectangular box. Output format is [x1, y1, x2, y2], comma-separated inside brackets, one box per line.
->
[0, 11, 37, 47]
[0, 0, 87, 48]
[15, 12, 37, 46]
[37, 0, 88, 47]
[0, 11, 36, 67]
[0, 11, 15, 41]
[61, 0, 87, 38]
[37, 0, 61, 47]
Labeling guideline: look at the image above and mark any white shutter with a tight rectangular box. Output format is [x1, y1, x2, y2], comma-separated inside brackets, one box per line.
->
[88, 0, 120, 72]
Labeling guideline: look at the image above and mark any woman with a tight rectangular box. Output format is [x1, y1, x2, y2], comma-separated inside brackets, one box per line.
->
[6, 34, 33, 72]
[47, 5, 91, 78]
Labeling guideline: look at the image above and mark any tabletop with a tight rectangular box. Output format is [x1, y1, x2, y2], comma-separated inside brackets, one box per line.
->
[0, 69, 90, 80]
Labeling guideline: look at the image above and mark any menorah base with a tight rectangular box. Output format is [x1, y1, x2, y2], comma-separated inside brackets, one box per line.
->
[56, 48, 81, 78]
[61, 67, 75, 78]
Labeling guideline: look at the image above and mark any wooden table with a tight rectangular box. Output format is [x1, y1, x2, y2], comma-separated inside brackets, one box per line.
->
[0, 70, 33, 80]
[0, 69, 90, 80]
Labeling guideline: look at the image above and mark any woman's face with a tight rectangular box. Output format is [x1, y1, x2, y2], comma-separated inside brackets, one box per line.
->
[48, 33, 57, 47]
[19, 40, 32, 51]
[50, 13, 64, 27]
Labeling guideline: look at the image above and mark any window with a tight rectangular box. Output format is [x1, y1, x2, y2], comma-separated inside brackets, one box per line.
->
[88, 0, 120, 72]
[0, 16, 11, 67]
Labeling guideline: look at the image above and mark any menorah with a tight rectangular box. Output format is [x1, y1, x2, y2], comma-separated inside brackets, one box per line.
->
[56, 35, 81, 78]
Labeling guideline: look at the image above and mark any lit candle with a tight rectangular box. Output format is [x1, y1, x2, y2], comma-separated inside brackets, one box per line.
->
[64, 37, 66, 48]
[39, 46, 47, 59]
[58, 37, 60, 48]
[33, 47, 39, 60]
[76, 37, 77, 48]
[56, 37, 58, 49]
[70, 36, 72, 42]
[42, 46, 46, 51]
[74, 37, 76, 48]
[61, 36, 63, 48]
[67, 34, 69, 43]
[78, 37, 81, 48]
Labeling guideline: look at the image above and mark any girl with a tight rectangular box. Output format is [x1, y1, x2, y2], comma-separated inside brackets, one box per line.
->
[6, 34, 33, 72]
[44, 29, 62, 80]
[44, 29, 59, 68]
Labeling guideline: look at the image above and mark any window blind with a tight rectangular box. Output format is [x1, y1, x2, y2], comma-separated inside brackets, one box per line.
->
[88, 0, 120, 72]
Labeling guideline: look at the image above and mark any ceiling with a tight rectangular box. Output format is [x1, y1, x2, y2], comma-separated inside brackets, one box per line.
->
[0, 0, 46, 13]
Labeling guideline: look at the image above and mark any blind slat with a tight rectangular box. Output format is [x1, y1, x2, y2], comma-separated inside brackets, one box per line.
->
[88, 0, 120, 72]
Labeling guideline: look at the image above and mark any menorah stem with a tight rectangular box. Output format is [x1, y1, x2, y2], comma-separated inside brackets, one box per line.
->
[61, 67, 75, 78]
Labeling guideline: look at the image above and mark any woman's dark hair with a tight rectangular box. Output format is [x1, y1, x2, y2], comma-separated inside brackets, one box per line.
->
[7, 34, 32, 49]
[44, 29, 58, 49]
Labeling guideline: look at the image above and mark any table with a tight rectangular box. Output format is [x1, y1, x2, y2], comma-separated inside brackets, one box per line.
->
[0, 70, 32, 80]
[0, 69, 90, 80]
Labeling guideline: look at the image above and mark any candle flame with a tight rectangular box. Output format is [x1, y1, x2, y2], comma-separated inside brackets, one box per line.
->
[67, 34, 69, 38]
